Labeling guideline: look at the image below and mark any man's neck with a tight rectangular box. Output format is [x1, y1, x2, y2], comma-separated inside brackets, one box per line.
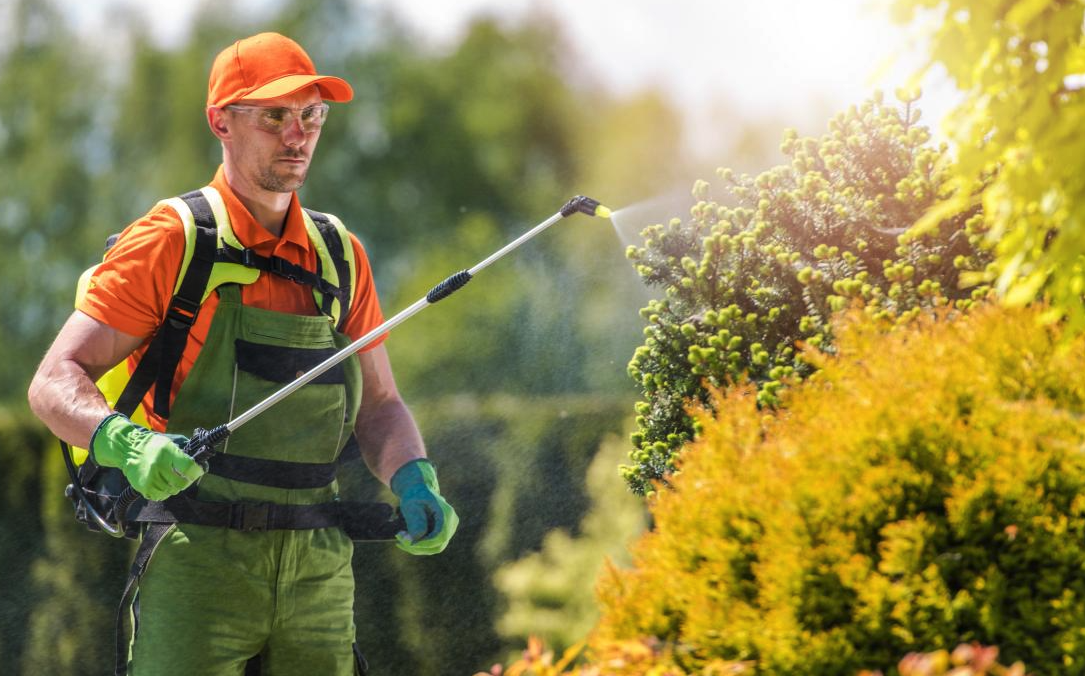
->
[222, 163, 291, 237]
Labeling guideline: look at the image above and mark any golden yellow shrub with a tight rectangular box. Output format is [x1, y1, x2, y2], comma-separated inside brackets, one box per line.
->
[594, 305, 1085, 674]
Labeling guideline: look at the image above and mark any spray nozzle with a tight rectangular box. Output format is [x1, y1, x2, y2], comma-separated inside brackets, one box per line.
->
[560, 195, 612, 219]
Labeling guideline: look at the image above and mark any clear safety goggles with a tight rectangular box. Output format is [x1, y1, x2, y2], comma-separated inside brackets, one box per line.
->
[225, 102, 330, 134]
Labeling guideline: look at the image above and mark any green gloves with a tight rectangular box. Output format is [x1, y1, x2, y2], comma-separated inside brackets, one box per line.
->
[90, 413, 204, 502]
[390, 458, 458, 555]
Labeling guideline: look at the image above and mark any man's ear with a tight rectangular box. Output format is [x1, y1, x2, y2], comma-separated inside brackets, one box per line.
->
[207, 107, 231, 142]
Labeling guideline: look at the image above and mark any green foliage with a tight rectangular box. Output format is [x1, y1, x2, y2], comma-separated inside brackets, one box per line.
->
[0, 407, 131, 676]
[597, 305, 1085, 674]
[302, 15, 580, 274]
[623, 93, 992, 494]
[890, 0, 1085, 330]
[494, 431, 647, 654]
[0, 0, 105, 395]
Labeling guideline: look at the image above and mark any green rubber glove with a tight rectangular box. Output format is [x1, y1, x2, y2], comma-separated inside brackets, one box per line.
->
[390, 458, 458, 555]
[90, 413, 204, 502]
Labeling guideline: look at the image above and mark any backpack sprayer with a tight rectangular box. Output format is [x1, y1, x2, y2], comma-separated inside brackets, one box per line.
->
[65, 195, 611, 537]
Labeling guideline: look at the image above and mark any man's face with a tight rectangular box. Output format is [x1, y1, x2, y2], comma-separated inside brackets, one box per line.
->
[224, 85, 325, 194]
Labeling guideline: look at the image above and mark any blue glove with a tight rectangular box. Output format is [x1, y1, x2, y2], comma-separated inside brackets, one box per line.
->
[390, 459, 458, 555]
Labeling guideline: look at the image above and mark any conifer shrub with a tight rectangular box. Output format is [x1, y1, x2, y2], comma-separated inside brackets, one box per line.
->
[596, 305, 1085, 674]
[624, 92, 993, 493]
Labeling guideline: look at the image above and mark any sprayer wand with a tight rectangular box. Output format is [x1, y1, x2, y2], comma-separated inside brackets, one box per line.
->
[181, 195, 611, 463]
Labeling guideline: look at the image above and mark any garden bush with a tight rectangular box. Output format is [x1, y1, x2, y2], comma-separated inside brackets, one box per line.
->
[624, 92, 992, 493]
[480, 639, 1026, 676]
[597, 305, 1085, 674]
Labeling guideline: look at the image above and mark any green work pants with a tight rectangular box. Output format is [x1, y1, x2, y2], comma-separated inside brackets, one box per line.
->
[130, 524, 357, 675]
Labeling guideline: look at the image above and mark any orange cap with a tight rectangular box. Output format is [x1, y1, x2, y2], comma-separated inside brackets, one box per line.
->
[207, 32, 353, 108]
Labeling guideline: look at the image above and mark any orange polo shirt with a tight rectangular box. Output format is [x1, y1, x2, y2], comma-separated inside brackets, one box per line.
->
[78, 166, 386, 431]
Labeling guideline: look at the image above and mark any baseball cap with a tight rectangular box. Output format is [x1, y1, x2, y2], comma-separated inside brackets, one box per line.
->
[207, 32, 353, 108]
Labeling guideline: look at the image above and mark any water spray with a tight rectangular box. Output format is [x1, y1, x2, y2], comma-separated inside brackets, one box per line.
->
[173, 196, 608, 456]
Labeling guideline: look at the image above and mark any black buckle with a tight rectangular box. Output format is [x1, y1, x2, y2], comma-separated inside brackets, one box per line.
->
[271, 257, 302, 284]
[240, 248, 257, 267]
[166, 296, 200, 328]
[231, 503, 271, 531]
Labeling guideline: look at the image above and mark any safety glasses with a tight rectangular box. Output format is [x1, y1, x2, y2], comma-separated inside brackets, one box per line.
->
[225, 102, 330, 134]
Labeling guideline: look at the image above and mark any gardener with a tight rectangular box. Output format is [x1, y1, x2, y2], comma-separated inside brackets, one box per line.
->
[27, 32, 457, 675]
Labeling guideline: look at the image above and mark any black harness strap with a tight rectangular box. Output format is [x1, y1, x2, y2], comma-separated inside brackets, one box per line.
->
[215, 244, 349, 308]
[305, 208, 353, 331]
[115, 522, 173, 676]
[113, 191, 217, 419]
[206, 453, 338, 490]
[130, 497, 405, 540]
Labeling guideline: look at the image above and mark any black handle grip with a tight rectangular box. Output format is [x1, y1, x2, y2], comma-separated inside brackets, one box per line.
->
[426, 270, 473, 303]
[185, 424, 231, 468]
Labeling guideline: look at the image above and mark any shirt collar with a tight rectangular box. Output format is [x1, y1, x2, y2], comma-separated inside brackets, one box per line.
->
[211, 165, 311, 253]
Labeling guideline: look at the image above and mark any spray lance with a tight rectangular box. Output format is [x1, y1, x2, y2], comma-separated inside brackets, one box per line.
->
[91, 195, 611, 534]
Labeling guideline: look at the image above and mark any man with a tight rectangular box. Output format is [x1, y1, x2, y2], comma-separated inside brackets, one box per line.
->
[27, 32, 457, 675]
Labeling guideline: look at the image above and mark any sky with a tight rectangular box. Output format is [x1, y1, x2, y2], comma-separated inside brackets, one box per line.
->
[65, 0, 954, 149]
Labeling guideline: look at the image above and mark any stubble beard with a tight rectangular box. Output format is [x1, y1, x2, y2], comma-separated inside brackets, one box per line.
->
[257, 163, 308, 193]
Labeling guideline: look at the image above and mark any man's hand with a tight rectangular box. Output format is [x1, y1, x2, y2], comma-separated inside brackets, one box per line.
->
[390, 459, 458, 555]
[90, 413, 204, 501]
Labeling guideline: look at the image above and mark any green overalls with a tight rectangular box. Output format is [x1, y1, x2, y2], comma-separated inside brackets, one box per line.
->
[110, 188, 373, 676]
[130, 285, 362, 675]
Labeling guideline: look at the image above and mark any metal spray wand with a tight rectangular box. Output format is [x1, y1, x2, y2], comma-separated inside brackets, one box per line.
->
[182, 195, 612, 463]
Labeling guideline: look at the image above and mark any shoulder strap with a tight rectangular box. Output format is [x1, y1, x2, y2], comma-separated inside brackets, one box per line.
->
[305, 208, 353, 331]
[113, 190, 217, 420]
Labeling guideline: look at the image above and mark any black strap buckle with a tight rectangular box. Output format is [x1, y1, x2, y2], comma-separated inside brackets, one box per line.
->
[240, 248, 257, 268]
[165, 295, 200, 328]
[270, 256, 303, 284]
[230, 502, 271, 531]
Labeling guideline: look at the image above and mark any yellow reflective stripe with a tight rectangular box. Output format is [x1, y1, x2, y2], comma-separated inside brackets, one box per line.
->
[74, 265, 97, 308]
[301, 209, 353, 327]
[199, 186, 239, 250]
[198, 186, 258, 301]
[325, 212, 357, 300]
[158, 197, 198, 295]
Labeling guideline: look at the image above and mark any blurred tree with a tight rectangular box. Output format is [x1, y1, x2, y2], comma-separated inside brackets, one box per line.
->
[494, 430, 647, 654]
[0, 0, 103, 395]
[889, 0, 1085, 330]
[297, 15, 579, 283]
[0, 407, 131, 676]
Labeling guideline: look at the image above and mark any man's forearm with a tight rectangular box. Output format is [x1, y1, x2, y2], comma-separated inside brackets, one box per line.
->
[28, 312, 142, 449]
[28, 357, 113, 449]
[354, 397, 426, 485]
